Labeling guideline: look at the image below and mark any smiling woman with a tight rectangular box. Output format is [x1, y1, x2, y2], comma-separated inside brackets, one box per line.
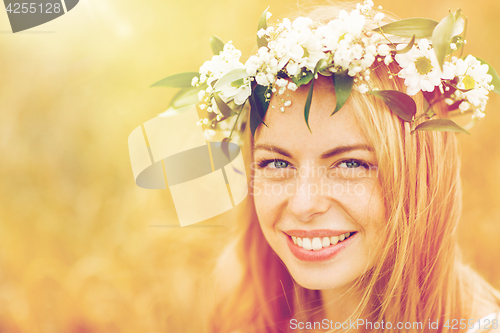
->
[148, 1, 500, 332]
[206, 13, 500, 333]
[210, 69, 500, 332]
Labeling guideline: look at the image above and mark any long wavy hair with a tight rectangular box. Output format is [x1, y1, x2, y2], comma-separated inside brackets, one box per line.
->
[208, 3, 500, 333]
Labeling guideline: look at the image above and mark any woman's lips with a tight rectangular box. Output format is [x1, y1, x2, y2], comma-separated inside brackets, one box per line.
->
[284, 231, 357, 262]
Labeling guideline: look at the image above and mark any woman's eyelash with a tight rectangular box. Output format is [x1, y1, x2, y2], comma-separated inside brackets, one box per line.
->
[257, 158, 291, 169]
[334, 159, 371, 169]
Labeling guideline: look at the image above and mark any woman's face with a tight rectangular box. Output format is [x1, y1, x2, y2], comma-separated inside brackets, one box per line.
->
[252, 76, 386, 290]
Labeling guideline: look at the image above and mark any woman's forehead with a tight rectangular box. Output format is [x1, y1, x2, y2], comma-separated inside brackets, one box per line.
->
[254, 77, 371, 157]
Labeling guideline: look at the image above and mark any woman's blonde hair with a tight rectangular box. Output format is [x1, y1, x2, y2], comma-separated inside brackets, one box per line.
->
[208, 3, 500, 333]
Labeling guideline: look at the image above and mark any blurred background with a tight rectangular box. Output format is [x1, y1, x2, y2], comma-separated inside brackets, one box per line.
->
[0, 0, 499, 332]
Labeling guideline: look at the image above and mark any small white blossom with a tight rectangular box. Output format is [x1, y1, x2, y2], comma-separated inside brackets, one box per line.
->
[395, 38, 442, 95]
[374, 13, 385, 22]
[191, 76, 199, 86]
[358, 83, 370, 93]
[256, 72, 271, 86]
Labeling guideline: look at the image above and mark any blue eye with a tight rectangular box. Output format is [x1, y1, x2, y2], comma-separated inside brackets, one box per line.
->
[258, 159, 290, 169]
[337, 159, 368, 168]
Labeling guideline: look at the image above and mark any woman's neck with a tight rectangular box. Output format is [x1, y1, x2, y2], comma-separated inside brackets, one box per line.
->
[318, 284, 368, 332]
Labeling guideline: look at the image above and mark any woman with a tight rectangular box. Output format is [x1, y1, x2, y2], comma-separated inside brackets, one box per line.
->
[148, 1, 500, 332]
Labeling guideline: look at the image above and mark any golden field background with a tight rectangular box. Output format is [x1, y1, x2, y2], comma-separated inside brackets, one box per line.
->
[0, 0, 499, 332]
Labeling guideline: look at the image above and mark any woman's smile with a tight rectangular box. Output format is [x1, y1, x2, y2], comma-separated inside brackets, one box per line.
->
[283, 229, 358, 262]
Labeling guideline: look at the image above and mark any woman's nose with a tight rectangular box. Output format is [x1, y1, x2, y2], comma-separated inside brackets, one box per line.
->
[286, 170, 330, 223]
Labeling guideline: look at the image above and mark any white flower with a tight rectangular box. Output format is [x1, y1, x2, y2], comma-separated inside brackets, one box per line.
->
[199, 41, 245, 85]
[256, 72, 271, 86]
[358, 84, 369, 93]
[234, 84, 251, 105]
[191, 76, 199, 86]
[288, 82, 298, 91]
[245, 55, 262, 76]
[374, 13, 385, 22]
[455, 55, 492, 107]
[377, 44, 390, 57]
[276, 78, 288, 88]
[459, 101, 470, 111]
[395, 38, 442, 95]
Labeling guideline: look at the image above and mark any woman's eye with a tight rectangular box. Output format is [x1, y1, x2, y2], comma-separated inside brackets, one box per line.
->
[259, 159, 290, 169]
[336, 159, 368, 169]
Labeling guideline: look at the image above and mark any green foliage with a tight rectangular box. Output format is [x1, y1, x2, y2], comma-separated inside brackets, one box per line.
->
[377, 18, 438, 38]
[331, 72, 354, 115]
[396, 35, 416, 54]
[368, 90, 416, 122]
[292, 71, 314, 88]
[413, 118, 470, 134]
[477, 57, 500, 95]
[151, 72, 199, 88]
[432, 11, 456, 70]
[213, 93, 235, 118]
[304, 60, 326, 133]
[210, 35, 225, 55]
[170, 86, 205, 109]
[249, 84, 269, 137]
[257, 7, 269, 48]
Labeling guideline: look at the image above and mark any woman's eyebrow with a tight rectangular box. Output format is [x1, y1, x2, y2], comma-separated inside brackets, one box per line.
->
[253, 144, 292, 157]
[320, 144, 373, 159]
[253, 144, 373, 159]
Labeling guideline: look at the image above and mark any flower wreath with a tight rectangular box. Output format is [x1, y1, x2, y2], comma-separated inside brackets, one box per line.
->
[152, 0, 499, 144]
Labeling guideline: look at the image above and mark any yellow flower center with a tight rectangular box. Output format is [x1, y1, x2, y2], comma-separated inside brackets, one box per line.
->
[415, 56, 433, 75]
[461, 75, 476, 90]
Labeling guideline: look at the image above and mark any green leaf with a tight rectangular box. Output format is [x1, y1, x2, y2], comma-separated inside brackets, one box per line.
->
[170, 85, 205, 109]
[432, 11, 456, 70]
[214, 69, 249, 91]
[257, 7, 269, 48]
[151, 72, 200, 88]
[304, 60, 326, 133]
[210, 35, 225, 55]
[368, 90, 416, 122]
[477, 57, 500, 95]
[413, 119, 470, 134]
[396, 35, 416, 54]
[292, 71, 313, 88]
[376, 18, 438, 38]
[213, 93, 235, 118]
[331, 72, 354, 115]
[249, 84, 269, 137]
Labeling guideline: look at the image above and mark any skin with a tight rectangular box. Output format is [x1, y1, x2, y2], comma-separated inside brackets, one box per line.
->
[252, 76, 386, 323]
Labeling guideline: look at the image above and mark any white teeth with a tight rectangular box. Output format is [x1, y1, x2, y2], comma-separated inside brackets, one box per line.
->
[292, 233, 354, 250]
[312, 238, 322, 251]
[302, 238, 312, 250]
